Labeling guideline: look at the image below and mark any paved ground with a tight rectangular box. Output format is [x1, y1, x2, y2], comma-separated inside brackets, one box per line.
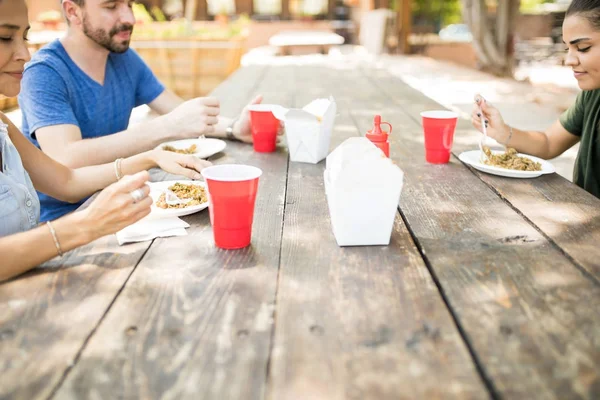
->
[6, 53, 580, 180]
[380, 55, 580, 180]
[241, 48, 580, 179]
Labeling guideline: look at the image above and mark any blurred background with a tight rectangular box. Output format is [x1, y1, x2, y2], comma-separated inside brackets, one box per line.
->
[0, 0, 578, 179]
[12, 0, 572, 102]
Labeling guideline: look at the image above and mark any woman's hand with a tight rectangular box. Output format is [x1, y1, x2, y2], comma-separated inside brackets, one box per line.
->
[233, 95, 285, 143]
[79, 171, 153, 239]
[150, 150, 212, 179]
[471, 94, 511, 145]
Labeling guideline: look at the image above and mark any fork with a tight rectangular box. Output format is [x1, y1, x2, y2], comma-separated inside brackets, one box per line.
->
[478, 105, 490, 163]
[165, 189, 192, 206]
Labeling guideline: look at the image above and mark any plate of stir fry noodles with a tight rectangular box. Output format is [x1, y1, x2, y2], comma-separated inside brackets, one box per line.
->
[148, 181, 209, 218]
[459, 147, 556, 178]
[157, 138, 226, 159]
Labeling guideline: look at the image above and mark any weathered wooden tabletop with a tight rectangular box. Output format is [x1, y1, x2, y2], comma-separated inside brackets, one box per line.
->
[1, 60, 600, 400]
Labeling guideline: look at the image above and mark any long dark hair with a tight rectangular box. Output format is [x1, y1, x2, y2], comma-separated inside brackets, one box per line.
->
[567, 0, 600, 30]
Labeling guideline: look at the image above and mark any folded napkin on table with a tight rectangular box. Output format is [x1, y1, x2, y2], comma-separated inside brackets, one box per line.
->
[116, 217, 190, 245]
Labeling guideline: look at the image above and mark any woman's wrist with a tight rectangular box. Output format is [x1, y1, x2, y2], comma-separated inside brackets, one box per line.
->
[120, 151, 158, 178]
[51, 212, 98, 252]
[145, 149, 161, 169]
[502, 124, 513, 147]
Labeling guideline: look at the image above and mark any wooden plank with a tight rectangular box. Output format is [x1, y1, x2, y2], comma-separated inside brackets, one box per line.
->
[236, 0, 253, 16]
[0, 237, 153, 400]
[378, 0, 390, 10]
[268, 65, 489, 399]
[0, 66, 268, 400]
[367, 67, 600, 283]
[354, 66, 600, 399]
[328, 0, 336, 20]
[51, 66, 292, 399]
[195, 0, 208, 20]
[468, 172, 600, 282]
[399, 0, 412, 54]
[282, 0, 290, 20]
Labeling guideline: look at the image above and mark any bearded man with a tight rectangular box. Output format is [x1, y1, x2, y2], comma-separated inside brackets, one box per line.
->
[18, 0, 264, 221]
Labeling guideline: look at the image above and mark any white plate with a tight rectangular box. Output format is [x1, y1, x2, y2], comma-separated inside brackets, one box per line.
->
[157, 138, 226, 159]
[458, 150, 556, 178]
[148, 180, 209, 219]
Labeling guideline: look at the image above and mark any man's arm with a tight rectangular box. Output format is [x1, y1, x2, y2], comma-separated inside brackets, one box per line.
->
[36, 117, 170, 168]
[35, 97, 220, 168]
[147, 88, 184, 114]
[149, 92, 279, 144]
[149, 89, 236, 141]
[21, 60, 220, 167]
[2, 113, 208, 202]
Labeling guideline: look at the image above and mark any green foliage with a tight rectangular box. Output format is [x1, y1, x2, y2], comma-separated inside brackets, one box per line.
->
[406, 0, 560, 29]
[131, 11, 251, 40]
[410, 0, 463, 27]
[132, 3, 153, 23]
[151, 6, 167, 22]
[520, 0, 555, 13]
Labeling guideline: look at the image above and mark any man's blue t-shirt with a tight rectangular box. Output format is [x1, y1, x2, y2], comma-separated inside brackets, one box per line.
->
[19, 40, 165, 222]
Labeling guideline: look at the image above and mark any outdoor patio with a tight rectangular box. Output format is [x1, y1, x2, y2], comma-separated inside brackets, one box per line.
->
[1, 1, 598, 399]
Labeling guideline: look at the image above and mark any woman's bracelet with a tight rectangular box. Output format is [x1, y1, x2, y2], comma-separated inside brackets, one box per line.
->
[46, 221, 63, 257]
[114, 158, 124, 181]
[504, 126, 513, 147]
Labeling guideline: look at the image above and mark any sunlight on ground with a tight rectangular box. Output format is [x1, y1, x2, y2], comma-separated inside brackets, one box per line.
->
[5, 53, 579, 180]
[515, 63, 579, 91]
[380, 55, 579, 181]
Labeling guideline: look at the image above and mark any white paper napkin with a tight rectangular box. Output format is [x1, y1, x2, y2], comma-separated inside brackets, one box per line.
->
[116, 217, 190, 245]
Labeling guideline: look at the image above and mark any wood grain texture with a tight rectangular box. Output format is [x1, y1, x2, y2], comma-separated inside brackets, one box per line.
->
[470, 172, 600, 282]
[370, 64, 600, 283]
[357, 66, 600, 399]
[268, 65, 489, 400]
[0, 236, 152, 400]
[0, 66, 270, 400]
[52, 66, 292, 400]
[5, 60, 599, 400]
[453, 138, 600, 284]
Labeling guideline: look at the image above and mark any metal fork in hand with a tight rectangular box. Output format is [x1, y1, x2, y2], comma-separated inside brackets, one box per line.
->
[478, 107, 490, 163]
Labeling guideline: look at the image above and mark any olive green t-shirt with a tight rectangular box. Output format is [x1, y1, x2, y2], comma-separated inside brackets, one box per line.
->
[559, 90, 600, 198]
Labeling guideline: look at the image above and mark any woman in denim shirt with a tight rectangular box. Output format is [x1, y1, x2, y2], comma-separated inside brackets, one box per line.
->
[0, 0, 213, 281]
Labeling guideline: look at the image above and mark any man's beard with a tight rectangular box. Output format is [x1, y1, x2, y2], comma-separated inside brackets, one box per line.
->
[82, 14, 133, 53]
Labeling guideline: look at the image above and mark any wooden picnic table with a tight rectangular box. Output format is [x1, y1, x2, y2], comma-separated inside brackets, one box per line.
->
[1, 60, 600, 400]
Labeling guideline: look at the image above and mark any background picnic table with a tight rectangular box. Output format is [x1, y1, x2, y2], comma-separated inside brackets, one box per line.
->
[1, 58, 599, 400]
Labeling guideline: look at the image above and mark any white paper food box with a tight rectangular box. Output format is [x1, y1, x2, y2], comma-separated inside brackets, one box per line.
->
[272, 97, 336, 164]
[324, 137, 404, 247]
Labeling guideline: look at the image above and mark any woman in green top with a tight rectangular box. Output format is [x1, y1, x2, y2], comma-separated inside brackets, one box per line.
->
[472, 0, 600, 198]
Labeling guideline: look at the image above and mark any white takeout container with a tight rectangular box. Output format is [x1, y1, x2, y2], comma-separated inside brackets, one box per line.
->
[272, 97, 336, 164]
[324, 137, 404, 247]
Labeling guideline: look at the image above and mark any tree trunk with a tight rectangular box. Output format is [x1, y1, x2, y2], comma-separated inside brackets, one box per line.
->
[461, 0, 520, 77]
[184, 0, 198, 20]
[184, 0, 208, 20]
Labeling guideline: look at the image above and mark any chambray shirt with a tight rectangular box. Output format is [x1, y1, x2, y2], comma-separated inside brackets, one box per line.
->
[0, 122, 40, 237]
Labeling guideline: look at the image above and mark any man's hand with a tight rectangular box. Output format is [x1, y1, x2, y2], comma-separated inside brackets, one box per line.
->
[166, 97, 220, 139]
[233, 95, 285, 143]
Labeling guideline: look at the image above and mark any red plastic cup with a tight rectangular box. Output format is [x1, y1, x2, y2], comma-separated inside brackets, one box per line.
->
[248, 104, 280, 153]
[201, 164, 263, 249]
[420, 110, 458, 164]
